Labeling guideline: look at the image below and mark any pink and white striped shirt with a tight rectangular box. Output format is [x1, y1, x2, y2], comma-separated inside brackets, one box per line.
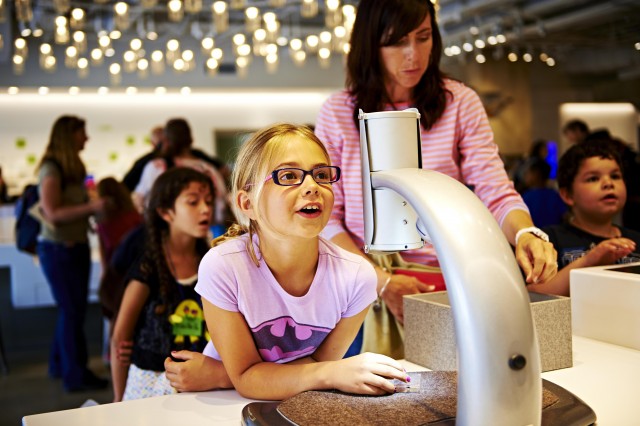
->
[315, 79, 527, 266]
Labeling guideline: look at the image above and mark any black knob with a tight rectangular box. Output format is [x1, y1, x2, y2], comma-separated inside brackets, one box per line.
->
[509, 354, 527, 370]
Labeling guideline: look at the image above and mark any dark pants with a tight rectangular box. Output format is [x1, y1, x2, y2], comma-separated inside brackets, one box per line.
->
[37, 240, 91, 388]
[344, 324, 364, 358]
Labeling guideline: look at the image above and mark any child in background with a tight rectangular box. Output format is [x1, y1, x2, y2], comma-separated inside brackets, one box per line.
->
[95, 177, 143, 363]
[521, 158, 567, 228]
[96, 177, 143, 273]
[196, 124, 408, 401]
[530, 140, 640, 296]
[110, 167, 228, 401]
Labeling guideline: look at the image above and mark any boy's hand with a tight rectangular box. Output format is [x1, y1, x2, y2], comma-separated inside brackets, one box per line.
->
[585, 238, 636, 266]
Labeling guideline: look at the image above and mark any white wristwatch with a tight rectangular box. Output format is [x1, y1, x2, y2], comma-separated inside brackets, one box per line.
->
[515, 227, 549, 245]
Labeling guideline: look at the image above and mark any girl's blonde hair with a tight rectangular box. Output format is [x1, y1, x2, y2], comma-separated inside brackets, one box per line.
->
[213, 123, 330, 265]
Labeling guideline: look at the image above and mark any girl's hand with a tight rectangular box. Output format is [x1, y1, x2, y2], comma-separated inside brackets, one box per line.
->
[585, 238, 636, 266]
[164, 350, 233, 392]
[328, 352, 409, 395]
[116, 340, 133, 366]
[381, 275, 434, 325]
[515, 233, 557, 284]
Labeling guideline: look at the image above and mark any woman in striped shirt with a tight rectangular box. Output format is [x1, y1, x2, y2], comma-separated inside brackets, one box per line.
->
[315, 0, 558, 326]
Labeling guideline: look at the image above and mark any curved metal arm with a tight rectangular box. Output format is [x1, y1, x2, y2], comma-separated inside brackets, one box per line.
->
[372, 168, 542, 426]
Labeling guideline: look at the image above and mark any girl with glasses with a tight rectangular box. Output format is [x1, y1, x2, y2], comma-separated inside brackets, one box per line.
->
[195, 123, 409, 400]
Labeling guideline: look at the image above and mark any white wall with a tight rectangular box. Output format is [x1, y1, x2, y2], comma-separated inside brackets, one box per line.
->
[0, 88, 336, 196]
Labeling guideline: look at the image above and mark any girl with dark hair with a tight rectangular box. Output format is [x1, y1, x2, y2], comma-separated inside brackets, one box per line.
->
[35, 115, 108, 392]
[315, 0, 557, 336]
[110, 167, 224, 401]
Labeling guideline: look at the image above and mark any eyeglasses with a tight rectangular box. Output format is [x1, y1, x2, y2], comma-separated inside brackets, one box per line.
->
[266, 166, 341, 186]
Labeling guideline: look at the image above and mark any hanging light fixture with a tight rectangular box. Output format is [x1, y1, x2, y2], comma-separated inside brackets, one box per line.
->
[151, 50, 165, 74]
[70, 7, 84, 30]
[245, 7, 261, 33]
[318, 47, 331, 68]
[123, 50, 137, 72]
[54, 16, 69, 44]
[206, 57, 219, 76]
[39, 43, 52, 68]
[137, 58, 149, 79]
[72, 31, 87, 53]
[212, 1, 228, 33]
[109, 63, 122, 85]
[325, 0, 341, 28]
[166, 39, 181, 65]
[168, 0, 184, 22]
[77, 57, 89, 78]
[114, 2, 130, 31]
[90, 48, 104, 66]
[301, 0, 318, 18]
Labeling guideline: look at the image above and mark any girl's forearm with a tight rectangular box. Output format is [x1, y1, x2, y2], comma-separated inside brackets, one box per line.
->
[110, 342, 129, 402]
[233, 360, 333, 400]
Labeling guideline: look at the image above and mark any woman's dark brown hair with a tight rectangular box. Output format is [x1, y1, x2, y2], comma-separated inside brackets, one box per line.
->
[346, 0, 449, 130]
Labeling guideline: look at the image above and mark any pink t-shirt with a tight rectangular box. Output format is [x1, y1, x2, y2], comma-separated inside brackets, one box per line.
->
[315, 80, 528, 266]
[196, 234, 377, 363]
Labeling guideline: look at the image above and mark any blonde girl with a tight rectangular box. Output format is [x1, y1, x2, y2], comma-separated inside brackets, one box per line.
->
[195, 123, 408, 400]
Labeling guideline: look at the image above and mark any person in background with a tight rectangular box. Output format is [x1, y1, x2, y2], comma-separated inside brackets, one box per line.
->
[0, 165, 9, 204]
[95, 177, 143, 363]
[96, 177, 143, 271]
[511, 139, 549, 194]
[521, 158, 568, 228]
[110, 167, 220, 402]
[122, 126, 165, 192]
[132, 118, 230, 228]
[562, 119, 590, 146]
[35, 115, 108, 392]
[122, 124, 228, 193]
[196, 124, 408, 400]
[315, 0, 557, 331]
[531, 140, 640, 296]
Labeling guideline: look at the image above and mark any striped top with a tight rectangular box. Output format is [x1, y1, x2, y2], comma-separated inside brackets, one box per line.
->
[315, 79, 527, 266]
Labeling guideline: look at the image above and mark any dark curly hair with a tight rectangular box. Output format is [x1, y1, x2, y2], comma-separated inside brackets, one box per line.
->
[346, 0, 450, 130]
[557, 139, 623, 191]
[142, 167, 214, 314]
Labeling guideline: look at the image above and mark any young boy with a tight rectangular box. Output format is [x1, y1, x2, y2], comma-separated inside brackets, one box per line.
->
[529, 139, 640, 296]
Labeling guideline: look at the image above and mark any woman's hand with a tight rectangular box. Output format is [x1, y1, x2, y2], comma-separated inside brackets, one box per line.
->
[515, 233, 557, 284]
[328, 352, 409, 395]
[584, 238, 636, 266]
[380, 275, 434, 324]
[164, 350, 233, 392]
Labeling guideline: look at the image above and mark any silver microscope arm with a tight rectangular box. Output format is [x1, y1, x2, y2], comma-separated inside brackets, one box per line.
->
[359, 110, 542, 426]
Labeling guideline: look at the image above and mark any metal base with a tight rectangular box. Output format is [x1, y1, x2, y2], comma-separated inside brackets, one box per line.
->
[241, 379, 596, 426]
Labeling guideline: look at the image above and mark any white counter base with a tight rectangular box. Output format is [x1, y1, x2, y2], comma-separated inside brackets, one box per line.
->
[22, 336, 640, 426]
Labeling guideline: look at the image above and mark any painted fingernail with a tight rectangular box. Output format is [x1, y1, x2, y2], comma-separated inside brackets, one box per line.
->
[406, 376, 411, 382]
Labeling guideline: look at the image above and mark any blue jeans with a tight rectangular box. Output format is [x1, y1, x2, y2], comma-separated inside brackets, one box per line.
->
[37, 241, 91, 388]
